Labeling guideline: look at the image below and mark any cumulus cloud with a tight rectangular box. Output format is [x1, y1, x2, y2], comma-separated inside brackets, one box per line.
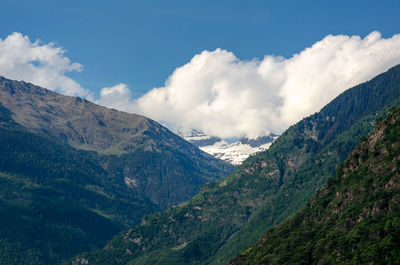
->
[96, 83, 134, 112]
[0, 32, 90, 97]
[98, 31, 400, 138]
[4, 32, 400, 139]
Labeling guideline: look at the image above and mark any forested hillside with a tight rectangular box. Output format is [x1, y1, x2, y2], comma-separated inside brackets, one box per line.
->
[0, 122, 156, 264]
[232, 106, 400, 265]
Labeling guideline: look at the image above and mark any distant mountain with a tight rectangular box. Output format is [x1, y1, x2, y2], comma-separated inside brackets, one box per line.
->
[0, 76, 234, 264]
[231, 106, 400, 265]
[176, 129, 278, 164]
[175, 129, 223, 147]
[73, 66, 400, 264]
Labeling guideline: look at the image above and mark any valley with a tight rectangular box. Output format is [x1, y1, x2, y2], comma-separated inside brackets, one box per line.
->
[2, 3, 400, 265]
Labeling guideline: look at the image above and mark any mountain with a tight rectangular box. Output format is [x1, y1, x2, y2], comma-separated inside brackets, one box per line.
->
[0, 76, 234, 209]
[231, 106, 400, 265]
[0, 76, 234, 264]
[175, 129, 223, 147]
[176, 129, 278, 164]
[72, 66, 400, 264]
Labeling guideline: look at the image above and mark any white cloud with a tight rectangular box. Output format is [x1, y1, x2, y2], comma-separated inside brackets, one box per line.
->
[0, 32, 90, 97]
[96, 83, 134, 112]
[99, 31, 400, 138]
[3, 32, 400, 139]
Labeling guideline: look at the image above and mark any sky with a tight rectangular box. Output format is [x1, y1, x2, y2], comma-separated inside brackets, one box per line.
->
[1, 0, 400, 138]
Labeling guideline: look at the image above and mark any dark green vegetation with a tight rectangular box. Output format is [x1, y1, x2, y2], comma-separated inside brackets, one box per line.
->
[0, 122, 148, 264]
[0, 77, 233, 264]
[232, 106, 400, 265]
[73, 67, 400, 264]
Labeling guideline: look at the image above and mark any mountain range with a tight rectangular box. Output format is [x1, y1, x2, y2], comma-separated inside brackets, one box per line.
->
[72, 65, 400, 264]
[2, 64, 400, 265]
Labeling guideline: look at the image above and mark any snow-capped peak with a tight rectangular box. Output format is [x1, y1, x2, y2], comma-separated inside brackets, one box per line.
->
[175, 128, 222, 147]
[175, 129, 278, 165]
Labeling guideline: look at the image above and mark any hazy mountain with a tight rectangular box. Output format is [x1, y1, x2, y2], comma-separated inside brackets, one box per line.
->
[231, 106, 400, 265]
[72, 66, 400, 264]
[176, 129, 278, 164]
[0, 76, 234, 264]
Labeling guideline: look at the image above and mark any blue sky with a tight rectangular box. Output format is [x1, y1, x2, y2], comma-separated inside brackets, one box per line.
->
[1, 0, 400, 137]
[1, 0, 399, 96]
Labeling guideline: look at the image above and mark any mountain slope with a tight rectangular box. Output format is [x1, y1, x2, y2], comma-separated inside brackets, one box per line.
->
[231, 106, 400, 265]
[0, 76, 234, 209]
[0, 121, 155, 264]
[73, 66, 400, 264]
